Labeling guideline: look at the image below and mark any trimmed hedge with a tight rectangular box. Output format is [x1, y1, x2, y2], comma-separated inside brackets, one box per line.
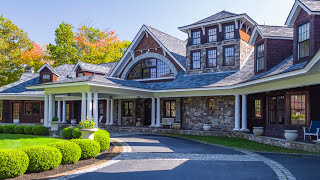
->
[22, 146, 62, 172]
[3, 124, 16, 134]
[32, 125, 48, 135]
[49, 141, 81, 164]
[14, 125, 26, 134]
[94, 129, 111, 152]
[62, 127, 73, 139]
[24, 126, 33, 135]
[0, 149, 29, 179]
[0, 125, 3, 133]
[71, 139, 100, 159]
[72, 128, 82, 139]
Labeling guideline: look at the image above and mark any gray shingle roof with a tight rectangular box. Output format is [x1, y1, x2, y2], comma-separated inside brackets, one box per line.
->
[98, 62, 118, 76]
[0, 73, 42, 94]
[187, 11, 239, 26]
[54, 64, 75, 80]
[257, 25, 293, 38]
[78, 61, 116, 75]
[300, 0, 320, 12]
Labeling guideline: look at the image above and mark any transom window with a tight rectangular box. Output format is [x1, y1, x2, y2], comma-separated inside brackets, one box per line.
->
[268, 96, 285, 124]
[127, 59, 172, 80]
[224, 46, 235, 66]
[290, 94, 306, 125]
[164, 100, 176, 118]
[254, 99, 262, 118]
[225, 24, 235, 40]
[123, 101, 133, 117]
[256, 43, 265, 72]
[192, 51, 201, 69]
[298, 22, 310, 59]
[207, 49, 217, 68]
[42, 74, 51, 83]
[207, 28, 217, 43]
[25, 102, 40, 115]
[192, 31, 201, 45]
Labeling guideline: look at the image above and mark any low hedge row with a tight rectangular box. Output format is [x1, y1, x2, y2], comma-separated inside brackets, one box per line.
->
[94, 129, 111, 152]
[62, 127, 82, 139]
[49, 141, 81, 164]
[71, 139, 100, 159]
[0, 125, 48, 135]
[0, 149, 29, 179]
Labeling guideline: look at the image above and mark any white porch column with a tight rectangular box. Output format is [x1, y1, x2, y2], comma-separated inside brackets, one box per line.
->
[156, 97, 161, 127]
[48, 94, 53, 124]
[93, 92, 99, 128]
[110, 98, 114, 125]
[87, 91, 93, 120]
[57, 100, 61, 122]
[241, 94, 249, 132]
[52, 95, 55, 120]
[106, 98, 110, 125]
[62, 100, 66, 123]
[44, 94, 49, 127]
[81, 92, 86, 120]
[233, 94, 241, 131]
[118, 99, 121, 125]
[151, 97, 156, 127]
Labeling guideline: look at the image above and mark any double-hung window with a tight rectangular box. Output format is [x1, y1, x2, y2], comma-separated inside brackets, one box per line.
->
[207, 28, 217, 42]
[42, 74, 51, 83]
[192, 31, 201, 45]
[207, 49, 217, 67]
[225, 24, 235, 40]
[298, 22, 310, 59]
[256, 43, 265, 72]
[192, 51, 201, 69]
[224, 46, 235, 66]
[164, 100, 176, 118]
[290, 94, 306, 125]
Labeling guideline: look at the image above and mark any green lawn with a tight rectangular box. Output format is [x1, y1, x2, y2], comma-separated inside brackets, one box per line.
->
[0, 134, 65, 149]
[165, 134, 317, 154]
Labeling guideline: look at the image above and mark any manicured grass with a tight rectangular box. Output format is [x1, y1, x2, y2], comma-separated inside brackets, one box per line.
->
[0, 134, 66, 149]
[165, 134, 317, 154]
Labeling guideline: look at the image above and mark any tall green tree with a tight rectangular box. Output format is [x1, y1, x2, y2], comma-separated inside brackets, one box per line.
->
[0, 15, 32, 86]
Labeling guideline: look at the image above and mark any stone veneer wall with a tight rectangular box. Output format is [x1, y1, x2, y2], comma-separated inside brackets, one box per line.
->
[182, 96, 235, 131]
[239, 39, 254, 68]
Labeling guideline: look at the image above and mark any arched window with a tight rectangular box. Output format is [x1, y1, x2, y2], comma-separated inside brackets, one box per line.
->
[127, 59, 172, 80]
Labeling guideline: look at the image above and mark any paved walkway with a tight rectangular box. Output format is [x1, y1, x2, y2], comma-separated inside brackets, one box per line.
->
[62, 133, 320, 180]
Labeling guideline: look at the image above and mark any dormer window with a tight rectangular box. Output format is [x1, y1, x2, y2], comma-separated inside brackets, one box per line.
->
[298, 22, 310, 59]
[224, 46, 235, 66]
[224, 24, 235, 40]
[192, 31, 201, 45]
[192, 51, 201, 69]
[207, 49, 217, 67]
[77, 72, 84, 77]
[42, 74, 51, 83]
[256, 43, 265, 72]
[207, 28, 217, 43]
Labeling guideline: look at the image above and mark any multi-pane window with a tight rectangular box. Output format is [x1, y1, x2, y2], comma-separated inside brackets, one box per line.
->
[99, 103, 104, 115]
[12, 102, 20, 119]
[254, 100, 262, 118]
[225, 24, 235, 40]
[25, 102, 40, 115]
[165, 100, 176, 118]
[298, 22, 310, 59]
[77, 73, 84, 77]
[42, 74, 51, 83]
[123, 101, 133, 117]
[192, 31, 201, 45]
[207, 28, 217, 42]
[268, 96, 285, 124]
[0, 101, 2, 121]
[290, 94, 306, 125]
[207, 49, 217, 67]
[224, 46, 235, 66]
[256, 43, 265, 72]
[192, 51, 201, 69]
[127, 59, 171, 80]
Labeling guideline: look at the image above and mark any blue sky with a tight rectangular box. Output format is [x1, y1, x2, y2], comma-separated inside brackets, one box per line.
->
[0, 0, 294, 45]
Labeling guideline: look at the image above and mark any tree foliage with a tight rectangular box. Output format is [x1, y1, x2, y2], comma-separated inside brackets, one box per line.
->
[21, 43, 50, 71]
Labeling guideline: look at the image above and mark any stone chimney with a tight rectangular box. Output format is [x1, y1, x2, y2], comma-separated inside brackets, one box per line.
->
[24, 66, 35, 73]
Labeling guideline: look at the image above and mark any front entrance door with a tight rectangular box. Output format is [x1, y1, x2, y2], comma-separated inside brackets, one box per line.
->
[145, 99, 152, 126]
[12, 102, 20, 122]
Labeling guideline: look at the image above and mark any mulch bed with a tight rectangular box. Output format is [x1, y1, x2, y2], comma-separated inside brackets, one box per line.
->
[11, 141, 123, 180]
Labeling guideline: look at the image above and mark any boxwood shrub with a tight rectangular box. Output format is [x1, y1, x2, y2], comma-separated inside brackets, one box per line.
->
[72, 128, 82, 139]
[22, 146, 62, 172]
[3, 124, 16, 134]
[0, 149, 29, 179]
[24, 126, 33, 135]
[71, 139, 100, 159]
[0, 125, 3, 133]
[62, 127, 73, 139]
[94, 129, 111, 152]
[32, 125, 48, 135]
[49, 141, 81, 164]
[14, 125, 26, 134]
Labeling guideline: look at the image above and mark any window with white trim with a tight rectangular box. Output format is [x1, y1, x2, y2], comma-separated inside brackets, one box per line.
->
[42, 74, 51, 83]
[256, 43, 265, 72]
[298, 22, 310, 59]
[192, 51, 201, 69]
[207, 49, 217, 67]
[224, 24, 235, 40]
[207, 28, 217, 43]
[192, 31, 201, 45]
[224, 46, 235, 66]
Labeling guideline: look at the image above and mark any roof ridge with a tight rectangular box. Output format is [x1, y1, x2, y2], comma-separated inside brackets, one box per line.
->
[145, 25, 186, 43]
[257, 25, 291, 28]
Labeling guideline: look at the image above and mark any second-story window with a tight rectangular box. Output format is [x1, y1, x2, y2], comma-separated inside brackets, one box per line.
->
[192, 31, 201, 45]
[192, 51, 201, 69]
[224, 46, 235, 66]
[77, 72, 84, 77]
[42, 74, 51, 83]
[256, 43, 265, 72]
[207, 28, 217, 43]
[225, 24, 235, 40]
[207, 49, 217, 68]
[298, 22, 310, 59]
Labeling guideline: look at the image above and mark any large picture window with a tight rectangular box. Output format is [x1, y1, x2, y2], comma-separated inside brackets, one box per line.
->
[123, 101, 133, 117]
[127, 59, 172, 80]
[207, 49, 217, 67]
[207, 28, 217, 43]
[25, 102, 40, 115]
[192, 51, 201, 69]
[298, 22, 310, 59]
[224, 46, 235, 66]
[192, 31, 201, 45]
[256, 43, 265, 72]
[164, 100, 176, 118]
[42, 74, 51, 83]
[224, 24, 235, 40]
[268, 96, 285, 124]
[290, 94, 306, 125]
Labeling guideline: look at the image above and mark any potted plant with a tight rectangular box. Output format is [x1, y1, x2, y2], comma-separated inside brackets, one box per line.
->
[173, 121, 181, 130]
[253, 127, 264, 136]
[13, 119, 20, 124]
[284, 130, 299, 141]
[50, 117, 60, 131]
[78, 117, 98, 140]
[203, 122, 212, 131]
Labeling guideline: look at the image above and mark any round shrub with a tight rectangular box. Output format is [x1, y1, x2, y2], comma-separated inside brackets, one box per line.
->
[0, 149, 29, 179]
[14, 125, 26, 134]
[3, 124, 16, 134]
[0, 125, 3, 133]
[62, 127, 73, 139]
[49, 141, 81, 164]
[32, 125, 48, 135]
[71, 139, 100, 159]
[72, 128, 82, 139]
[94, 129, 110, 152]
[22, 146, 62, 172]
[24, 126, 33, 135]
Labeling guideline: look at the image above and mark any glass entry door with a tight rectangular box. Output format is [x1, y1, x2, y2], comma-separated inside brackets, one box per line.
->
[12, 102, 20, 120]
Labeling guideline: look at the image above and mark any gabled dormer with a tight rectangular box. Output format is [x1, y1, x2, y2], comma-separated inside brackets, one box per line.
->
[285, 0, 320, 63]
[37, 63, 60, 84]
[72, 61, 114, 77]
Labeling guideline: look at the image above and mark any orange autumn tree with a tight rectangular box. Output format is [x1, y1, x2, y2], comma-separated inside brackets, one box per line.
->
[21, 42, 50, 70]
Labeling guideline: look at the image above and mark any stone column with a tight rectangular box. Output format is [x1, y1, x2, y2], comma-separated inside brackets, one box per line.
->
[241, 94, 249, 132]
[81, 92, 86, 120]
[156, 97, 161, 127]
[151, 97, 156, 127]
[118, 99, 122, 125]
[62, 100, 66, 123]
[110, 98, 114, 125]
[87, 91, 93, 120]
[44, 94, 49, 127]
[233, 94, 241, 131]
[57, 100, 61, 122]
[106, 98, 110, 125]
[93, 92, 99, 128]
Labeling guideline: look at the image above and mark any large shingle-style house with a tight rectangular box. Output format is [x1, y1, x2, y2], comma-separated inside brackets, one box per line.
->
[1, 0, 320, 139]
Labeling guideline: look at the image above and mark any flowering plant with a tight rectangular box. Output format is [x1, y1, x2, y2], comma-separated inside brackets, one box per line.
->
[78, 117, 95, 129]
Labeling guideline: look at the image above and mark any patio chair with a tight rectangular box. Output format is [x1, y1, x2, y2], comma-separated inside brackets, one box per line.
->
[303, 121, 320, 140]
